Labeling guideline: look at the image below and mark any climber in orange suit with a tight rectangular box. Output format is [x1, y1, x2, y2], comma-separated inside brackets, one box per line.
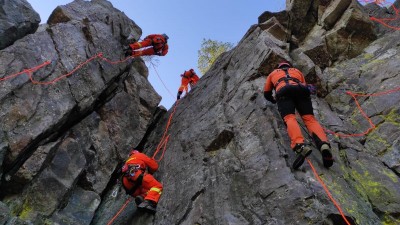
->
[121, 150, 162, 213]
[177, 69, 200, 100]
[125, 34, 169, 57]
[263, 61, 333, 169]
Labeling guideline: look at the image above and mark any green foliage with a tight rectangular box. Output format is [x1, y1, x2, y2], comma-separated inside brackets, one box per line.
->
[197, 38, 233, 74]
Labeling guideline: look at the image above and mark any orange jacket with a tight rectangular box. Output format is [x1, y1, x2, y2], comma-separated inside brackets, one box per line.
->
[144, 34, 169, 56]
[178, 70, 200, 93]
[123, 151, 158, 180]
[264, 68, 306, 93]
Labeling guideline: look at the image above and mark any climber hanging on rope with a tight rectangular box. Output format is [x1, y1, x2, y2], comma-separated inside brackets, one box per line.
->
[125, 33, 169, 57]
[263, 61, 334, 169]
[177, 69, 200, 100]
[120, 149, 163, 213]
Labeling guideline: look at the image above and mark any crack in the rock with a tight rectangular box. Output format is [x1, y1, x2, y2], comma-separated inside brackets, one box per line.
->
[0, 65, 132, 197]
[176, 189, 205, 225]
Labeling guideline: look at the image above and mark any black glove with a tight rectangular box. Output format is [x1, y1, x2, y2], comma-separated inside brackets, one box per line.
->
[124, 48, 132, 57]
[264, 91, 276, 104]
[177, 91, 182, 100]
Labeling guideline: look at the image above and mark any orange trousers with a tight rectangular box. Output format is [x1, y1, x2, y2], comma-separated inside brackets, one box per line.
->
[129, 39, 155, 56]
[122, 173, 163, 203]
[284, 114, 328, 149]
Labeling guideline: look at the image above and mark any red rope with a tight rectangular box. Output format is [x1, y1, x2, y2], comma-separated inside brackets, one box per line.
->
[152, 100, 179, 162]
[1, 53, 135, 85]
[0, 61, 51, 81]
[369, 2, 400, 30]
[306, 159, 352, 225]
[325, 86, 400, 138]
[106, 197, 132, 225]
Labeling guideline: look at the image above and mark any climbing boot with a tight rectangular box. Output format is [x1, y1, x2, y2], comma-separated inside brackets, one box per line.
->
[320, 144, 334, 168]
[134, 196, 144, 205]
[292, 144, 312, 170]
[138, 200, 157, 214]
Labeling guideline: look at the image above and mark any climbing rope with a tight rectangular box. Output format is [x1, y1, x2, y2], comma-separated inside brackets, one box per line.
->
[1, 52, 181, 222]
[307, 159, 352, 225]
[324, 87, 400, 137]
[106, 197, 132, 225]
[370, 3, 400, 30]
[0, 61, 51, 82]
[358, 0, 400, 30]
[150, 61, 175, 99]
[0, 53, 135, 85]
[152, 100, 179, 162]
[106, 57, 179, 222]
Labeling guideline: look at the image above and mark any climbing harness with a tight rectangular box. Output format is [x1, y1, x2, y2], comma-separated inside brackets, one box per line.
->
[274, 68, 305, 88]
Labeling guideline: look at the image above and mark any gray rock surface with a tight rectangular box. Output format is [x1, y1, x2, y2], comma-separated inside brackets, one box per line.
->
[1, 0, 399, 225]
[0, 0, 40, 50]
[0, 0, 160, 224]
[364, 0, 400, 36]
[0, 201, 11, 224]
[119, 2, 398, 225]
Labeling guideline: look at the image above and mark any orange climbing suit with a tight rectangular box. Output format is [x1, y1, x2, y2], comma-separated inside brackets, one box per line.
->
[178, 69, 200, 93]
[122, 151, 163, 203]
[129, 34, 169, 57]
[264, 68, 328, 150]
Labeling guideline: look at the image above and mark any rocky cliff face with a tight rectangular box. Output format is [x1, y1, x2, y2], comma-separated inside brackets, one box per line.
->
[0, 0, 161, 224]
[1, 0, 399, 225]
[0, 0, 40, 50]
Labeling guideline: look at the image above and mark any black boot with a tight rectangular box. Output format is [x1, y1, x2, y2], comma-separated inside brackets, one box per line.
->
[320, 143, 333, 168]
[134, 196, 144, 205]
[292, 144, 312, 170]
[138, 200, 157, 214]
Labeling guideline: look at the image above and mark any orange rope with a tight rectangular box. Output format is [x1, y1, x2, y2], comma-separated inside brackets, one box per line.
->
[152, 100, 179, 162]
[106, 197, 132, 225]
[1, 53, 135, 85]
[0, 61, 51, 81]
[306, 159, 352, 225]
[369, 2, 400, 30]
[324, 87, 400, 138]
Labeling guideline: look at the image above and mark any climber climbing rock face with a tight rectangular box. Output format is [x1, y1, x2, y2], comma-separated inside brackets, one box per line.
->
[177, 68, 200, 100]
[263, 61, 334, 170]
[121, 149, 163, 213]
[125, 33, 169, 57]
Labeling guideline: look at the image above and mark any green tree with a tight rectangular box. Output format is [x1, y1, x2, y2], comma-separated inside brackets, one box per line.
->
[197, 38, 234, 74]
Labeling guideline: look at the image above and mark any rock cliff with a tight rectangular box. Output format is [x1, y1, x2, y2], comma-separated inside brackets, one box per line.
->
[0, 0, 399, 225]
[0, 0, 40, 50]
[0, 0, 161, 224]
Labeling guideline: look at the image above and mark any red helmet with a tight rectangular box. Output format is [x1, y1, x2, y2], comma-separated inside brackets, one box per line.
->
[277, 61, 291, 69]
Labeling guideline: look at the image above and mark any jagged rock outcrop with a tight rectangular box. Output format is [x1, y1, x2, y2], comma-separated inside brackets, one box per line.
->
[364, 0, 400, 36]
[96, 1, 398, 225]
[259, 0, 377, 71]
[0, 0, 161, 224]
[1, 0, 399, 225]
[0, 0, 40, 50]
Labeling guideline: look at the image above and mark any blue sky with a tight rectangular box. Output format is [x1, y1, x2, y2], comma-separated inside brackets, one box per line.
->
[27, 0, 285, 109]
